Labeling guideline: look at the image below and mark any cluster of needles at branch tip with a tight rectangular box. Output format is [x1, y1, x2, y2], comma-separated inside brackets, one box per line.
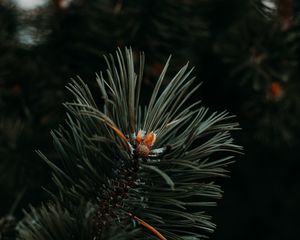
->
[18, 47, 241, 240]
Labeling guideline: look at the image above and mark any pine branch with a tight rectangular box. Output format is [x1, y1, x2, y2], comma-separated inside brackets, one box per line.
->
[18, 47, 241, 240]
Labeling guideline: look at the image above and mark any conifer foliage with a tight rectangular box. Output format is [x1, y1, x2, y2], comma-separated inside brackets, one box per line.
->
[17, 48, 241, 240]
[215, 0, 300, 144]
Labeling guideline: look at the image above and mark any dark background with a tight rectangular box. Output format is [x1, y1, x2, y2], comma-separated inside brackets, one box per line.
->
[1, 0, 300, 239]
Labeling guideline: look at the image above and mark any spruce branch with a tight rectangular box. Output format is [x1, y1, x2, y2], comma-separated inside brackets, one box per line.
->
[18, 47, 241, 240]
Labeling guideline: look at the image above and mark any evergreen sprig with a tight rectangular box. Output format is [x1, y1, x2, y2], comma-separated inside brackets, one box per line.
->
[18, 48, 241, 240]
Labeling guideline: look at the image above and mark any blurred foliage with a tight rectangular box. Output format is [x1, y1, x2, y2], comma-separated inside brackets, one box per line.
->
[214, 4, 300, 144]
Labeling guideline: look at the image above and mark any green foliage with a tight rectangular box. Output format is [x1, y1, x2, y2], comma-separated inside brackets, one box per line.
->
[215, 2, 300, 144]
[0, 1, 211, 209]
[0, 1, 299, 239]
[18, 48, 240, 239]
[17, 201, 141, 240]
